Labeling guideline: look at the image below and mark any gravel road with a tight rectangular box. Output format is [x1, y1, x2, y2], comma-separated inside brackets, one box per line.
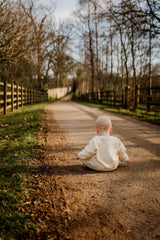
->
[24, 98, 160, 240]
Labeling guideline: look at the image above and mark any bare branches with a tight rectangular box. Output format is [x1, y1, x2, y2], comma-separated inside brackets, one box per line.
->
[74, 0, 159, 109]
[0, 1, 32, 65]
[0, 0, 73, 89]
[146, 0, 160, 23]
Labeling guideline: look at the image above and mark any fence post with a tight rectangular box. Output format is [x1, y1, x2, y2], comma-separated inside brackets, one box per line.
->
[26, 88, 28, 104]
[97, 92, 99, 103]
[33, 89, 35, 103]
[37, 90, 39, 102]
[27, 88, 30, 104]
[25, 88, 27, 105]
[36, 89, 38, 102]
[122, 90, 124, 107]
[41, 91, 43, 102]
[21, 86, 23, 107]
[124, 86, 128, 109]
[16, 85, 19, 109]
[32, 89, 34, 103]
[136, 85, 140, 108]
[91, 92, 93, 103]
[113, 90, 116, 105]
[30, 89, 32, 104]
[4, 80, 7, 115]
[11, 82, 14, 112]
[106, 91, 109, 103]
[147, 88, 151, 112]
[100, 89, 103, 104]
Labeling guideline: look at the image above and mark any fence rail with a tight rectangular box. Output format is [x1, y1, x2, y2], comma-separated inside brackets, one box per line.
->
[77, 87, 160, 112]
[0, 81, 48, 115]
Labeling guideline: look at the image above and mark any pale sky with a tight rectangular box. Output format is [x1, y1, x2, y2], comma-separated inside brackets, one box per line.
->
[40, 0, 78, 20]
[55, 0, 77, 19]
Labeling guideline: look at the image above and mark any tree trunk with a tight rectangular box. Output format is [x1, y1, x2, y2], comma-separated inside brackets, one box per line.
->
[119, 28, 129, 108]
[87, 1, 95, 94]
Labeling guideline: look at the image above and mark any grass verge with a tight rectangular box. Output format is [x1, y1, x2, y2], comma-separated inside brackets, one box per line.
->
[0, 102, 49, 239]
[75, 100, 160, 125]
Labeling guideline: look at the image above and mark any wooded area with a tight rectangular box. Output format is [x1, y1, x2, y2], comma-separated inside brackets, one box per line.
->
[0, 0, 160, 112]
[74, 0, 160, 111]
[0, 0, 74, 90]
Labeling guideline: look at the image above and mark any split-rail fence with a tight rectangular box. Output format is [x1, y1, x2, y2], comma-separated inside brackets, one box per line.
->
[77, 87, 160, 113]
[0, 81, 48, 115]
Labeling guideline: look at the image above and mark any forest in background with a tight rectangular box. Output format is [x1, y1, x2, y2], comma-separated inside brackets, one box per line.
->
[0, 0, 74, 90]
[0, 0, 160, 110]
[74, 0, 160, 110]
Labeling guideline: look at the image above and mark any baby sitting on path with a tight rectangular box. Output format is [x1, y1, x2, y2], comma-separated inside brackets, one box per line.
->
[77, 115, 130, 171]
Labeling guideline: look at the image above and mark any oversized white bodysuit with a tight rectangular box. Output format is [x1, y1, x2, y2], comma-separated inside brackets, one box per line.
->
[78, 135, 129, 171]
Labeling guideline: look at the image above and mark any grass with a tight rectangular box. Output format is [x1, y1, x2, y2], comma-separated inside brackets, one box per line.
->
[75, 100, 160, 125]
[0, 102, 49, 239]
[0, 97, 158, 238]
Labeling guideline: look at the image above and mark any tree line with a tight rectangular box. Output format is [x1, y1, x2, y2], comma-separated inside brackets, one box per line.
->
[0, 0, 74, 90]
[74, 0, 160, 109]
[1, 0, 160, 110]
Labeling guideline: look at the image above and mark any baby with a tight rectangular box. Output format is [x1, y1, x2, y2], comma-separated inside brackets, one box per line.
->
[77, 115, 130, 171]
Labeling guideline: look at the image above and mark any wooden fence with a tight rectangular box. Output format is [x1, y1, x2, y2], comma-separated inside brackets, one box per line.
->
[77, 87, 160, 112]
[0, 81, 48, 115]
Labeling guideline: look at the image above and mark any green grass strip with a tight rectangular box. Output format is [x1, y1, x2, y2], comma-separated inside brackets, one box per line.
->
[75, 100, 160, 125]
[0, 102, 49, 239]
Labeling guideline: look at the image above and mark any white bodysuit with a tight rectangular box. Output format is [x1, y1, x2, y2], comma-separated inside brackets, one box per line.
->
[78, 135, 129, 171]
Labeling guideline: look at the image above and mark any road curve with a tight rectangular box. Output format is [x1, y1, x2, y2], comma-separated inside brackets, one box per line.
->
[46, 99, 160, 240]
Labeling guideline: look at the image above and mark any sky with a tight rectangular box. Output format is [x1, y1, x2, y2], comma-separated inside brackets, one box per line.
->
[54, 0, 77, 19]
[40, 0, 78, 20]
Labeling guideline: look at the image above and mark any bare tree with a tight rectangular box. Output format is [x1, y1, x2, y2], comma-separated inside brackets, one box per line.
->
[75, 0, 96, 94]
[47, 23, 74, 88]
[0, 0, 36, 87]
[92, 0, 101, 91]
[19, 0, 54, 89]
[0, 1, 31, 65]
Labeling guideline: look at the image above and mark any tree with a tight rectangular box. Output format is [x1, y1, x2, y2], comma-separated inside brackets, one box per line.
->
[74, 0, 100, 94]
[0, 1, 31, 65]
[47, 23, 74, 88]
[20, 0, 54, 89]
[0, 0, 36, 86]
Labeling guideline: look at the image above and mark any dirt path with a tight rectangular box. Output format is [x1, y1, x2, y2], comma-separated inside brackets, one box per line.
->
[24, 99, 160, 240]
